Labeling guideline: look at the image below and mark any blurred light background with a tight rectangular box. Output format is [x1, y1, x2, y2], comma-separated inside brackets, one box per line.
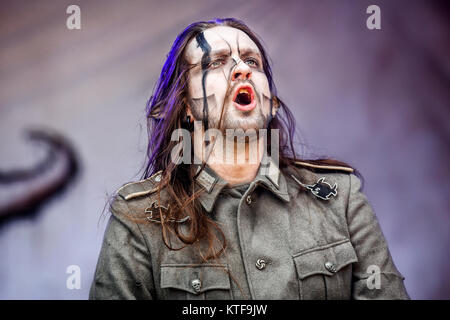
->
[0, 0, 448, 299]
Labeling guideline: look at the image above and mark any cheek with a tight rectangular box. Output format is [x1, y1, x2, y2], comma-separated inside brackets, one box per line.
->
[206, 74, 228, 99]
[252, 72, 271, 96]
[252, 73, 271, 113]
[188, 70, 229, 100]
[187, 71, 203, 99]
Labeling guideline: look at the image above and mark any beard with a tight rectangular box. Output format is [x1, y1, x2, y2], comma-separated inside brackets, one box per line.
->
[220, 106, 267, 131]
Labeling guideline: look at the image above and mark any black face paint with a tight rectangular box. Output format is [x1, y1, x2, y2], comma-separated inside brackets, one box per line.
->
[209, 34, 235, 132]
[206, 34, 236, 132]
[267, 92, 274, 127]
[240, 32, 272, 127]
[195, 32, 211, 131]
[190, 94, 217, 126]
[219, 57, 238, 89]
[216, 34, 232, 56]
[220, 37, 236, 84]
[236, 33, 241, 56]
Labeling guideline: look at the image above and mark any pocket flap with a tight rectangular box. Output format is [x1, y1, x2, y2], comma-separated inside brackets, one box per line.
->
[293, 239, 358, 279]
[160, 264, 231, 295]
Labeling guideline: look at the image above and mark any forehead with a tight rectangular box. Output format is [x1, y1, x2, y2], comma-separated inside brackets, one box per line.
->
[184, 26, 261, 64]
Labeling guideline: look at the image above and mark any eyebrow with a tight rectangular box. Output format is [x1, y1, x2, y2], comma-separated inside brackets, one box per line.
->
[209, 48, 232, 57]
[188, 47, 262, 68]
[238, 48, 262, 60]
[209, 47, 262, 59]
[186, 48, 229, 67]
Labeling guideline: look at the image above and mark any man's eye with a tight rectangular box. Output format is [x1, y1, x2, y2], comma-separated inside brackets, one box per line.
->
[209, 60, 224, 69]
[245, 58, 259, 67]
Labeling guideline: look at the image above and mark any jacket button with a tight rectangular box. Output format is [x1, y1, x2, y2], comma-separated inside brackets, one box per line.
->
[324, 261, 337, 273]
[255, 259, 266, 270]
[246, 195, 252, 205]
[191, 279, 202, 293]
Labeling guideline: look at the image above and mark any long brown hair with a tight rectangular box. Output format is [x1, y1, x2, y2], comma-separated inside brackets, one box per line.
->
[139, 18, 356, 262]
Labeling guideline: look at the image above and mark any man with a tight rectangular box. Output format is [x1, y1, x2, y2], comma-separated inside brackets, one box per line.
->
[89, 18, 409, 299]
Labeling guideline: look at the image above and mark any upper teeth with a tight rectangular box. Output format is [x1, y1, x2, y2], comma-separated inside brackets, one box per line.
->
[239, 88, 249, 94]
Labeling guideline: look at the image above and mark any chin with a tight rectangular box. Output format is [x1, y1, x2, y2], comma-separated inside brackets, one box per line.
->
[222, 107, 267, 131]
[223, 118, 265, 132]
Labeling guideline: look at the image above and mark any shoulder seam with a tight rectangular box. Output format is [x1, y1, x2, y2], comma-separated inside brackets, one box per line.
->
[294, 161, 354, 173]
[117, 170, 163, 201]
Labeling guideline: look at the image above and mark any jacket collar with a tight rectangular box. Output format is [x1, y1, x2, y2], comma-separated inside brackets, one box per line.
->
[193, 155, 290, 213]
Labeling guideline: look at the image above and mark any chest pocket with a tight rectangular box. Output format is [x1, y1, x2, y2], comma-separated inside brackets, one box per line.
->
[293, 239, 358, 300]
[160, 264, 232, 300]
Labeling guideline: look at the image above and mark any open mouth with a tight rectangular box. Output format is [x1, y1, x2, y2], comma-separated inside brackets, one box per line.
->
[232, 85, 256, 112]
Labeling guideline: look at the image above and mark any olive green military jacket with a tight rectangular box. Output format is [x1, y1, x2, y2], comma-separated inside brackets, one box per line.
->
[89, 160, 410, 300]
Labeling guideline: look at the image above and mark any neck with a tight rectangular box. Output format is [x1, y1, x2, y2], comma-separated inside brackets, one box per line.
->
[193, 131, 264, 186]
[208, 159, 260, 186]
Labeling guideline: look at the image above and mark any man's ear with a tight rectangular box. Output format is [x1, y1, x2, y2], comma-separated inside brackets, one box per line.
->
[184, 99, 196, 122]
[186, 105, 194, 119]
[272, 96, 281, 117]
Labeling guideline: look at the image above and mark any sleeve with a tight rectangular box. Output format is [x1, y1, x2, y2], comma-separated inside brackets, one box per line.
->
[346, 174, 410, 300]
[89, 196, 154, 300]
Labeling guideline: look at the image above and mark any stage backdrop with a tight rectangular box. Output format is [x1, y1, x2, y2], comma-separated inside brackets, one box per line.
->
[0, 0, 448, 299]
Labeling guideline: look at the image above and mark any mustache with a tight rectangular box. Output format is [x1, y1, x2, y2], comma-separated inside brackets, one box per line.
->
[226, 79, 260, 103]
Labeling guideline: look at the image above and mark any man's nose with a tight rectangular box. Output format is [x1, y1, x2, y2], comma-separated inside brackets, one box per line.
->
[231, 60, 252, 81]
